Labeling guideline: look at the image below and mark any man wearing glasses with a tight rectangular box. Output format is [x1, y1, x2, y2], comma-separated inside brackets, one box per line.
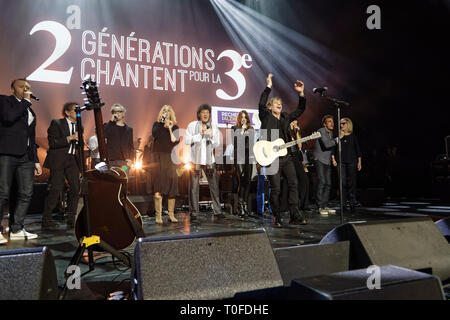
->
[104, 103, 134, 172]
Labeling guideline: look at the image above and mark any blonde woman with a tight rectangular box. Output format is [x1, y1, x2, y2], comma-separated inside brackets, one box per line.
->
[149, 105, 179, 223]
[332, 117, 362, 212]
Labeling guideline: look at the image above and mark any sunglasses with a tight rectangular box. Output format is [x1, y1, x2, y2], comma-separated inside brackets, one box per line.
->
[340, 122, 346, 125]
[112, 110, 124, 114]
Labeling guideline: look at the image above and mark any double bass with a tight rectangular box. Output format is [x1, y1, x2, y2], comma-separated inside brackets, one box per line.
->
[74, 78, 143, 250]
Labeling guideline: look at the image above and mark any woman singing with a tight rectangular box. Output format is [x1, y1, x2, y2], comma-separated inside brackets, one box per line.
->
[231, 110, 254, 216]
[148, 105, 180, 224]
[333, 117, 362, 212]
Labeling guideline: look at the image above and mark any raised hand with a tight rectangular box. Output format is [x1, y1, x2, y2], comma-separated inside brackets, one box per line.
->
[294, 80, 304, 96]
[266, 73, 273, 88]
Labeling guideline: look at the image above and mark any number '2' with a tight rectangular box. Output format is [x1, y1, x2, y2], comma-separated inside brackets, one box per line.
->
[27, 21, 73, 84]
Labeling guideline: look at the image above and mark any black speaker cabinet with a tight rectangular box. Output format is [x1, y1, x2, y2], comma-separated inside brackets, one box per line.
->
[131, 229, 283, 300]
[274, 241, 350, 286]
[435, 217, 450, 243]
[0, 247, 58, 300]
[320, 218, 450, 282]
[289, 265, 445, 300]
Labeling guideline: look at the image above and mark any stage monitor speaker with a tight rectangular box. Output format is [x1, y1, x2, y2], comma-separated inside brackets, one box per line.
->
[274, 241, 350, 286]
[289, 265, 445, 300]
[435, 217, 450, 243]
[131, 229, 283, 300]
[0, 247, 58, 300]
[320, 218, 450, 281]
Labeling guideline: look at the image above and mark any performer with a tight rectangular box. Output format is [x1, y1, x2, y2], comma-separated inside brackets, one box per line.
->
[148, 105, 180, 224]
[313, 115, 338, 215]
[258, 73, 307, 227]
[289, 119, 310, 216]
[104, 103, 134, 172]
[333, 117, 362, 212]
[184, 104, 223, 221]
[0, 78, 40, 243]
[231, 110, 255, 217]
[41, 102, 82, 229]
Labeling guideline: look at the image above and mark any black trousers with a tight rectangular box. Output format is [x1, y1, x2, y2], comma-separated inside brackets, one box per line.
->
[267, 155, 298, 215]
[189, 165, 221, 216]
[341, 161, 358, 205]
[235, 163, 252, 202]
[0, 154, 35, 233]
[292, 155, 309, 210]
[42, 154, 80, 222]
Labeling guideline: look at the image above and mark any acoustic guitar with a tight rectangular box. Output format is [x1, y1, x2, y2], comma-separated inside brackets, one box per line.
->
[74, 77, 143, 250]
[253, 132, 321, 166]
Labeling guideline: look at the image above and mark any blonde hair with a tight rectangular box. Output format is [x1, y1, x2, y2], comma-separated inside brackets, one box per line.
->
[341, 117, 353, 134]
[266, 97, 282, 110]
[157, 105, 177, 124]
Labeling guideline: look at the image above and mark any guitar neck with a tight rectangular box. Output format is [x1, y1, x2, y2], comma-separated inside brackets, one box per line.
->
[280, 136, 313, 149]
[94, 108, 109, 165]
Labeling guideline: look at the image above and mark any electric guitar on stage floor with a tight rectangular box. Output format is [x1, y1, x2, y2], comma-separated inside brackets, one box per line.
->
[253, 132, 321, 166]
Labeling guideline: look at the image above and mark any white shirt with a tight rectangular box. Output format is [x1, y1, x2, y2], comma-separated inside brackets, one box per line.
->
[66, 117, 77, 154]
[88, 135, 100, 159]
[15, 96, 33, 145]
[184, 121, 221, 165]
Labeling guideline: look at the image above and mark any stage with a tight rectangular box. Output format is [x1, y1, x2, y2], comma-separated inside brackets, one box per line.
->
[1, 198, 449, 300]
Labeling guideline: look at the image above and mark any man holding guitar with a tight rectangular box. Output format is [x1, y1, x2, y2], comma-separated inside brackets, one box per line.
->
[257, 73, 308, 227]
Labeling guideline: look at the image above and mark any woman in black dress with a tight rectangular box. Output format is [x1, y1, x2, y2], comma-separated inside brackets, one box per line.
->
[334, 117, 362, 212]
[149, 105, 180, 224]
[231, 110, 254, 216]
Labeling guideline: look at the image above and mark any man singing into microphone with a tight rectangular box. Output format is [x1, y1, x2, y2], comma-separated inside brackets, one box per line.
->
[104, 103, 134, 172]
[0, 78, 41, 243]
[184, 104, 223, 221]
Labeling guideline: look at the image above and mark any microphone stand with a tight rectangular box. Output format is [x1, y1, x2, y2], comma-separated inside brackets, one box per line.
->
[315, 91, 350, 225]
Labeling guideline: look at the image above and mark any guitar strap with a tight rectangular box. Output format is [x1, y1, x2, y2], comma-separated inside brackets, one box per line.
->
[120, 194, 145, 238]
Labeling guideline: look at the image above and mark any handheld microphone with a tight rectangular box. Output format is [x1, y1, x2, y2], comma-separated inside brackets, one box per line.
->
[30, 94, 39, 101]
[312, 87, 327, 95]
[113, 115, 118, 121]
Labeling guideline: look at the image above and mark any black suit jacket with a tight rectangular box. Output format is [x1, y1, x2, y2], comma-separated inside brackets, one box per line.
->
[0, 95, 38, 162]
[43, 118, 83, 169]
[258, 87, 306, 143]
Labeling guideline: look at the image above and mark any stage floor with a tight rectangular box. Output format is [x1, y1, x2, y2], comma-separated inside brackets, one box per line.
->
[1, 198, 449, 300]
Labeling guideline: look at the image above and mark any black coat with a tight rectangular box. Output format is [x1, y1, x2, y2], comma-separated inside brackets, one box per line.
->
[43, 118, 83, 169]
[258, 87, 306, 143]
[104, 121, 134, 161]
[0, 95, 38, 162]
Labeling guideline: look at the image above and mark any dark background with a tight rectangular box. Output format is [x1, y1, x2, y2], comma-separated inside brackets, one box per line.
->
[241, 0, 449, 198]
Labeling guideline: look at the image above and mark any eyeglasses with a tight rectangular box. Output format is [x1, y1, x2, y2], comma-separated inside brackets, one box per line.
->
[340, 122, 346, 125]
[112, 110, 124, 114]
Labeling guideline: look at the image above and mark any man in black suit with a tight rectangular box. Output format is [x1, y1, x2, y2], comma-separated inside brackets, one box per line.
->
[104, 103, 134, 172]
[41, 102, 82, 229]
[0, 78, 41, 243]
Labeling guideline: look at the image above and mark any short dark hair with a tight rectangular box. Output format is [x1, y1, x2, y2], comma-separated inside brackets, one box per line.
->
[321, 114, 333, 125]
[10, 78, 29, 89]
[197, 104, 211, 120]
[62, 102, 78, 117]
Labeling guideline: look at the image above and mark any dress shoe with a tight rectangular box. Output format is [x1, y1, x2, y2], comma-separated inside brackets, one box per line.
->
[41, 220, 60, 230]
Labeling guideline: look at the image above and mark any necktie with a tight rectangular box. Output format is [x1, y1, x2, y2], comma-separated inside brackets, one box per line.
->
[71, 122, 76, 155]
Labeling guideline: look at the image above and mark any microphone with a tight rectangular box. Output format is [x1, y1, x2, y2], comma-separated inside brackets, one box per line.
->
[113, 115, 118, 121]
[312, 87, 327, 95]
[30, 94, 39, 101]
